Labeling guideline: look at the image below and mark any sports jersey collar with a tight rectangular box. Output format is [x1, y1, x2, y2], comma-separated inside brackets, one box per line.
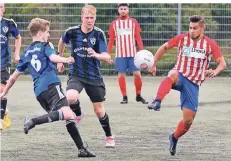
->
[31, 41, 42, 46]
[80, 25, 94, 35]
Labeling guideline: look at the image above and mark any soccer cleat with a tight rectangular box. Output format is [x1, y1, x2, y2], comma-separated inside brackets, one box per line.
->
[169, 134, 178, 156]
[105, 136, 115, 148]
[4, 112, 11, 128]
[136, 95, 148, 104]
[120, 96, 128, 104]
[24, 118, 35, 134]
[78, 148, 96, 157]
[75, 112, 84, 127]
[147, 99, 161, 111]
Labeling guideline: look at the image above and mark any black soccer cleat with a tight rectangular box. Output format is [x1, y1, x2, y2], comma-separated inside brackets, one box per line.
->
[169, 134, 178, 156]
[120, 96, 128, 104]
[24, 118, 35, 134]
[136, 95, 148, 104]
[147, 99, 161, 111]
[78, 148, 96, 157]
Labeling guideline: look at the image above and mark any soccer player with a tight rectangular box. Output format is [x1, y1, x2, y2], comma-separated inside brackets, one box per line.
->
[57, 5, 115, 148]
[0, 3, 21, 130]
[0, 18, 95, 157]
[148, 15, 227, 156]
[108, 3, 148, 104]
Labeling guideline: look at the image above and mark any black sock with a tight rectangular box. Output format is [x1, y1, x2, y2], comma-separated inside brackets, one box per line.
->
[1, 99, 7, 119]
[66, 121, 84, 149]
[99, 113, 112, 137]
[70, 100, 82, 116]
[32, 111, 63, 125]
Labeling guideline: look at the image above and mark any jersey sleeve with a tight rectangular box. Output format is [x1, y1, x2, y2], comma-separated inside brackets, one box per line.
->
[210, 39, 222, 60]
[44, 42, 56, 57]
[61, 28, 72, 43]
[134, 19, 141, 33]
[168, 34, 183, 48]
[98, 30, 107, 53]
[16, 54, 28, 73]
[9, 19, 20, 37]
[108, 23, 115, 37]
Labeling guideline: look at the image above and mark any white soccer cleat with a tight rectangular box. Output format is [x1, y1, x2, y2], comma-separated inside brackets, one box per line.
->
[105, 136, 115, 148]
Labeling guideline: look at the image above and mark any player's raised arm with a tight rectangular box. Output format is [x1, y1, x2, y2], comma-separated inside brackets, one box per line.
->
[87, 48, 111, 63]
[49, 54, 75, 64]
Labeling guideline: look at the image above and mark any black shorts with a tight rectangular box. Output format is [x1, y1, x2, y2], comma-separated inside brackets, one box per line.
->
[36, 83, 68, 113]
[66, 75, 106, 103]
[1, 67, 10, 85]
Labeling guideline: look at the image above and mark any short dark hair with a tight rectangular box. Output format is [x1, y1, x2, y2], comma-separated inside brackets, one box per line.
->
[118, 3, 129, 8]
[189, 15, 205, 25]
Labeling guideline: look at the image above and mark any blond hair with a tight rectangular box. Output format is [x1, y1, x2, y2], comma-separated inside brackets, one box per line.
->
[81, 5, 96, 16]
[27, 18, 50, 36]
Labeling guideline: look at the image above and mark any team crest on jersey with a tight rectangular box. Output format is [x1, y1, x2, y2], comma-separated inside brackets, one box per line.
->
[90, 37, 96, 45]
[2, 26, 9, 33]
[182, 46, 191, 56]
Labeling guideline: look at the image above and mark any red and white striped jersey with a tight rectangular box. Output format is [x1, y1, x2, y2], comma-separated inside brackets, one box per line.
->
[168, 33, 222, 85]
[108, 17, 141, 58]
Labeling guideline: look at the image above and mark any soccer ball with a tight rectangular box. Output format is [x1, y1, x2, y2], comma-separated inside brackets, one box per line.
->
[134, 50, 154, 70]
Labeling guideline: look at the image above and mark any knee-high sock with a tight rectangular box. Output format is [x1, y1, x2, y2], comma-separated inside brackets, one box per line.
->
[156, 77, 173, 100]
[32, 111, 63, 125]
[66, 121, 84, 149]
[173, 120, 191, 139]
[1, 99, 7, 120]
[99, 113, 112, 137]
[70, 100, 82, 117]
[118, 77, 127, 96]
[134, 77, 142, 95]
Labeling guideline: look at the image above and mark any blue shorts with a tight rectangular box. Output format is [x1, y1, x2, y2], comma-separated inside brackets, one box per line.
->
[172, 73, 199, 112]
[115, 57, 139, 73]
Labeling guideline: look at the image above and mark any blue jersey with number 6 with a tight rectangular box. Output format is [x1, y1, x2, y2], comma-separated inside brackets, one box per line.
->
[16, 41, 61, 96]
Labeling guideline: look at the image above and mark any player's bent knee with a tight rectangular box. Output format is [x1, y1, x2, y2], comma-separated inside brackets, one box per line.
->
[133, 71, 141, 78]
[167, 70, 179, 81]
[93, 103, 105, 117]
[66, 89, 79, 104]
[60, 106, 76, 120]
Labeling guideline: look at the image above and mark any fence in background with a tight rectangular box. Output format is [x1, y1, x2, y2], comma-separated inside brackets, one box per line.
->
[5, 3, 231, 76]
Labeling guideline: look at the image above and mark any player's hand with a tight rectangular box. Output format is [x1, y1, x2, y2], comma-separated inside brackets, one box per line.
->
[65, 57, 75, 64]
[148, 65, 157, 76]
[57, 63, 65, 73]
[0, 92, 7, 99]
[14, 54, 20, 64]
[87, 48, 99, 59]
[205, 69, 218, 78]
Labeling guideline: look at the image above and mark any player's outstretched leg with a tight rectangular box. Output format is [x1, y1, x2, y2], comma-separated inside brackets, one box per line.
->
[148, 70, 176, 110]
[147, 99, 161, 111]
[24, 106, 73, 134]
